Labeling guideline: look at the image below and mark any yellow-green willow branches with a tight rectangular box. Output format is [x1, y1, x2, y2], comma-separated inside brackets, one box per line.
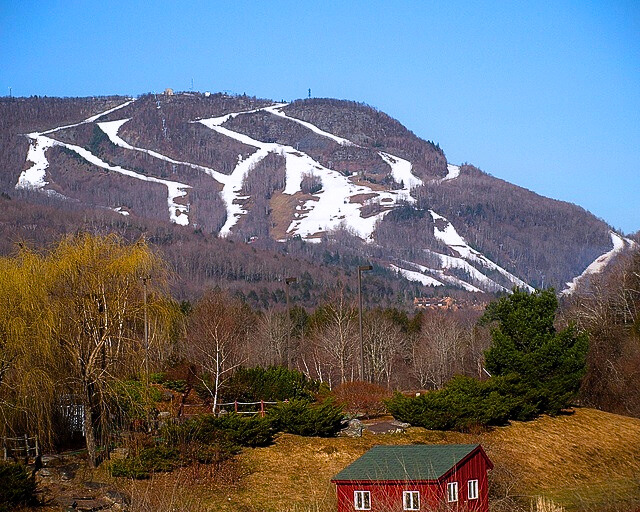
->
[0, 245, 57, 447]
[0, 234, 175, 467]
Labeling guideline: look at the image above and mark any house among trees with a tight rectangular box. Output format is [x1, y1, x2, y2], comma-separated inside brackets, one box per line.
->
[332, 444, 493, 512]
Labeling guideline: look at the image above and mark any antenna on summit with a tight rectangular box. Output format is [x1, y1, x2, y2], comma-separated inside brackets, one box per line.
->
[191, 78, 194, 91]
[308, 88, 311, 98]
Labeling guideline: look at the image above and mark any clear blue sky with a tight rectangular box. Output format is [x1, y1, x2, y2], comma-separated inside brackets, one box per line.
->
[1, 0, 638, 233]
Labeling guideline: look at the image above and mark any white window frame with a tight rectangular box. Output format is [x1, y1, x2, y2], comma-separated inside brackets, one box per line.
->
[468, 479, 479, 500]
[447, 481, 459, 502]
[354, 490, 371, 510]
[403, 490, 420, 510]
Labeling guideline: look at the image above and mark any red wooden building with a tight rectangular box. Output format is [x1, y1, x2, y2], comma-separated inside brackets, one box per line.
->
[332, 444, 493, 512]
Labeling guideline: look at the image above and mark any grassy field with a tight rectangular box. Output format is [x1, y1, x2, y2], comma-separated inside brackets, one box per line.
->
[115, 407, 640, 512]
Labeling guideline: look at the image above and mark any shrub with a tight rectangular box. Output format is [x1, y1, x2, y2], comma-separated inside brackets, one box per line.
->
[332, 381, 391, 418]
[112, 380, 163, 421]
[109, 445, 181, 479]
[223, 366, 320, 402]
[268, 398, 345, 437]
[0, 461, 37, 511]
[386, 376, 528, 431]
[161, 413, 275, 448]
[195, 414, 275, 447]
[300, 173, 322, 194]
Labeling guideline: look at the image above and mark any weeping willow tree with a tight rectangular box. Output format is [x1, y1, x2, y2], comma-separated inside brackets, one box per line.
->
[0, 234, 176, 467]
[0, 247, 58, 448]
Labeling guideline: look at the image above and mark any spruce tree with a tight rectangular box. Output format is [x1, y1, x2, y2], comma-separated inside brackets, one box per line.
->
[481, 288, 588, 415]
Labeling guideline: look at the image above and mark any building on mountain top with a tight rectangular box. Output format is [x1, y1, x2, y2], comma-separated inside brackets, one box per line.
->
[332, 444, 493, 512]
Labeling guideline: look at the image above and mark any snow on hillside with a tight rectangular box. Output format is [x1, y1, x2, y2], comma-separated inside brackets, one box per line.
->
[443, 164, 460, 181]
[199, 105, 423, 240]
[389, 264, 444, 287]
[562, 231, 637, 294]
[15, 97, 546, 294]
[264, 104, 355, 146]
[429, 210, 534, 292]
[16, 101, 191, 226]
[50, 139, 191, 225]
[16, 135, 55, 189]
[396, 260, 484, 293]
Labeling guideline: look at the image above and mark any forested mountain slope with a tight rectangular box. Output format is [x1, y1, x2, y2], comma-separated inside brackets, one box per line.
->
[0, 93, 630, 298]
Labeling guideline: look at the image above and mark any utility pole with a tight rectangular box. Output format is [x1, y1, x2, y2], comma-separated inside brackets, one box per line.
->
[358, 265, 372, 381]
[284, 277, 297, 369]
[142, 276, 150, 429]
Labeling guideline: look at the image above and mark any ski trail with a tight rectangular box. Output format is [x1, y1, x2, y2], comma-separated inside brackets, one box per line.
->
[40, 99, 135, 135]
[199, 111, 410, 240]
[97, 119, 228, 182]
[52, 138, 191, 225]
[562, 232, 637, 294]
[429, 210, 533, 291]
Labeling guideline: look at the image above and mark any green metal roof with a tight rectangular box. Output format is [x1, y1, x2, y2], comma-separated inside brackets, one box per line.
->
[332, 444, 480, 482]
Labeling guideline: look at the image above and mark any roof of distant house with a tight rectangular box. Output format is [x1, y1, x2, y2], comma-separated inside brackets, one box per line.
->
[332, 444, 490, 482]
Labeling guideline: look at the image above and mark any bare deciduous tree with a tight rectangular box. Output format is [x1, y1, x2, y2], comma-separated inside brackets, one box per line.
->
[183, 291, 252, 412]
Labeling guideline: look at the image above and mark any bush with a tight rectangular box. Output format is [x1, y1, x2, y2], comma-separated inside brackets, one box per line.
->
[161, 413, 275, 448]
[386, 376, 529, 431]
[109, 445, 181, 479]
[300, 173, 322, 194]
[0, 461, 37, 511]
[223, 366, 320, 402]
[112, 380, 163, 421]
[268, 398, 345, 437]
[332, 381, 391, 418]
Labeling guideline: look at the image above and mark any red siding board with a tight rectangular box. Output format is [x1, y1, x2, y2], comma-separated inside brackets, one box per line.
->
[334, 448, 491, 512]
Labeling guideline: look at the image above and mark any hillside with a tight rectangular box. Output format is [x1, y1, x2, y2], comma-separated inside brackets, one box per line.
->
[0, 93, 633, 301]
[38, 408, 640, 512]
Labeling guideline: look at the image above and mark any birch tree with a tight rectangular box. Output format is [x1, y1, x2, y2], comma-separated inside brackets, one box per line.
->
[183, 291, 252, 412]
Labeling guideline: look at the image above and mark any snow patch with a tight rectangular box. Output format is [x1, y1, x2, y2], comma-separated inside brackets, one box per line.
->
[442, 163, 460, 182]
[51, 139, 190, 225]
[429, 210, 533, 292]
[16, 136, 55, 190]
[390, 264, 444, 287]
[562, 232, 636, 294]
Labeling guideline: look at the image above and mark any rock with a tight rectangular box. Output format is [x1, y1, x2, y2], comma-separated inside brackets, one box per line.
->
[365, 420, 406, 435]
[105, 490, 131, 506]
[340, 419, 363, 437]
[38, 468, 53, 477]
[84, 481, 108, 490]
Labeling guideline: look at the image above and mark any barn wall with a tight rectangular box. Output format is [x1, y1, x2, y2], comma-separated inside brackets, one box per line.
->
[335, 450, 491, 512]
[336, 481, 440, 512]
[440, 450, 491, 512]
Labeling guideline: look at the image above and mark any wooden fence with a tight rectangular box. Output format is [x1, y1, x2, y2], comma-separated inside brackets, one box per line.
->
[2, 435, 39, 462]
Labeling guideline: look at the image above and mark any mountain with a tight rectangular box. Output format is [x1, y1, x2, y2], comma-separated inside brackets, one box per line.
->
[0, 92, 633, 301]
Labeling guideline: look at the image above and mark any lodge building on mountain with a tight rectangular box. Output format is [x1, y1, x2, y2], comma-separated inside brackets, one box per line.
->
[332, 444, 493, 512]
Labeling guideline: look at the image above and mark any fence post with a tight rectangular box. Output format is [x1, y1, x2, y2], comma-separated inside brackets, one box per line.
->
[234, 401, 238, 413]
[35, 436, 39, 458]
[2, 438, 6, 461]
[24, 434, 29, 464]
[260, 400, 265, 417]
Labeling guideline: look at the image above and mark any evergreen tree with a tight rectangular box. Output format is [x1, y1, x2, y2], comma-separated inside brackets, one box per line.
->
[481, 288, 588, 415]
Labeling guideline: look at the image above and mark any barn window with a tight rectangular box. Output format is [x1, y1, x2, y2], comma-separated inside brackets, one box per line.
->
[354, 490, 371, 510]
[468, 479, 478, 499]
[447, 482, 459, 502]
[403, 490, 420, 510]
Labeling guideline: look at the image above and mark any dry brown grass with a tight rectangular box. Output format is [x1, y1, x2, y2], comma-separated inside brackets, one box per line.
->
[96, 408, 640, 512]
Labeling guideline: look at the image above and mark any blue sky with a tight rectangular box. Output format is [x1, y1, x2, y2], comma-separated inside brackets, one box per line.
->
[1, 0, 638, 233]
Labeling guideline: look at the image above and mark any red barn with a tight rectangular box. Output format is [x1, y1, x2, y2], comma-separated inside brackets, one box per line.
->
[332, 444, 493, 512]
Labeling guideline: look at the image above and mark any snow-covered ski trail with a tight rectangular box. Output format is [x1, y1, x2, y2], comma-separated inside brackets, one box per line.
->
[562, 232, 638, 294]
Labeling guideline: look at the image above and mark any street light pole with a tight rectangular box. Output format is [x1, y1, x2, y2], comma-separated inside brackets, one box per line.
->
[284, 277, 297, 370]
[358, 265, 373, 381]
[142, 276, 150, 429]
